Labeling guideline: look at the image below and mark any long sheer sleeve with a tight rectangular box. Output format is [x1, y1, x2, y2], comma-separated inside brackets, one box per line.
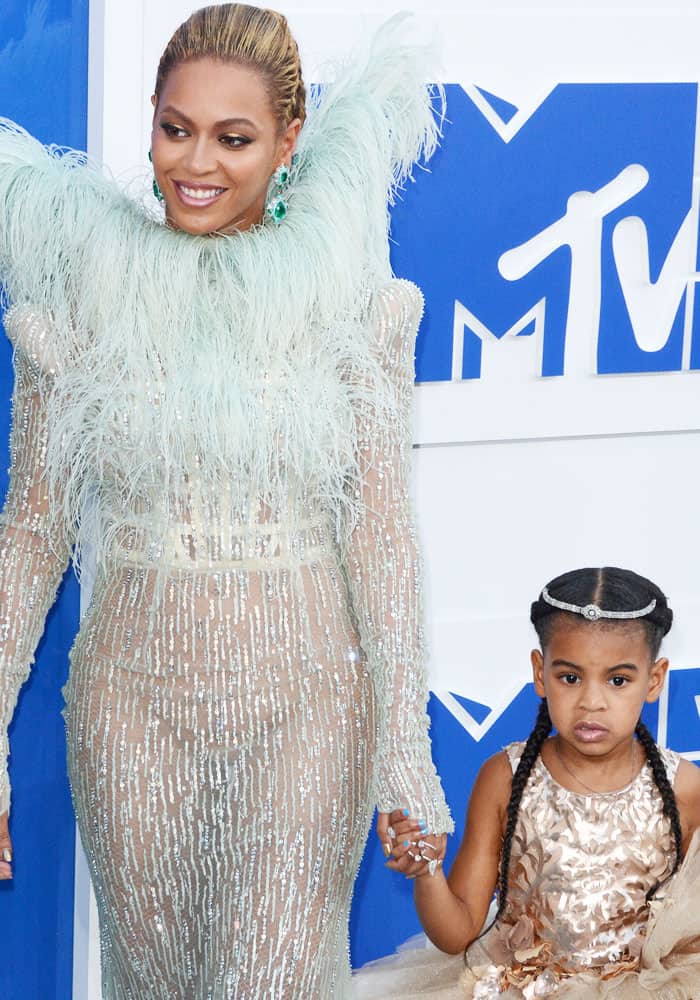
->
[341, 279, 453, 834]
[0, 309, 73, 816]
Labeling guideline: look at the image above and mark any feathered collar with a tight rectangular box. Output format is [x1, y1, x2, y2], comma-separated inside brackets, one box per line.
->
[0, 15, 442, 571]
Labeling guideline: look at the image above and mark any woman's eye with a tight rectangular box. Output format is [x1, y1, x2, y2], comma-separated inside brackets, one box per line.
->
[161, 122, 188, 138]
[560, 673, 579, 685]
[610, 676, 629, 687]
[219, 134, 251, 149]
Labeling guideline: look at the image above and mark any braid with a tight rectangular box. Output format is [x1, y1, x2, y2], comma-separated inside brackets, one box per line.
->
[482, 566, 678, 948]
[285, 35, 306, 124]
[635, 720, 683, 895]
[477, 699, 552, 942]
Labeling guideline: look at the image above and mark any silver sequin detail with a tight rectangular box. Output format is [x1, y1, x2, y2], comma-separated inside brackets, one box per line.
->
[0, 283, 451, 998]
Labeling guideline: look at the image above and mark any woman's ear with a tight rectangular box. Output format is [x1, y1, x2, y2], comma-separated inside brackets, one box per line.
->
[280, 117, 302, 164]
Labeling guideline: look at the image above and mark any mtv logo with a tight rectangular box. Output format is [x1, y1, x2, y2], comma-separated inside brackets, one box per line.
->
[390, 83, 698, 382]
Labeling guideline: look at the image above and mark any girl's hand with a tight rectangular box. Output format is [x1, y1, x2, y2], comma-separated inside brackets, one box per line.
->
[377, 809, 447, 879]
[0, 812, 12, 880]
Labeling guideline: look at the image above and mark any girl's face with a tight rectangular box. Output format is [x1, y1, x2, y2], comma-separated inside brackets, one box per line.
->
[151, 58, 301, 235]
[532, 620, 668, 758]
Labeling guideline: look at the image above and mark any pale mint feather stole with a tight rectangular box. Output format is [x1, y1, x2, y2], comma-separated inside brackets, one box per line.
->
[0, 15, 443, 575]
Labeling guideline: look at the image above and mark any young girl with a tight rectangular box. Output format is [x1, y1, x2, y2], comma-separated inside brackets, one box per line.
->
[354, 567, 700, 998]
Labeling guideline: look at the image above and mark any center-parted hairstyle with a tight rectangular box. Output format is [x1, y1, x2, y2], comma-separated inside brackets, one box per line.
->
[530, 566, 673, 658]
[490, 567, 680, 933]
[154, 4, 307, 129]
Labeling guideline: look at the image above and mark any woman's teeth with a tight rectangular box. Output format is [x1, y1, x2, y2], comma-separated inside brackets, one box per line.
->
[179, 185, 225, 200]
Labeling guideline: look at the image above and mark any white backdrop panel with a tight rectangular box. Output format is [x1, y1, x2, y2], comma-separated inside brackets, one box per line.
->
[417, 431, 700, 711]
[77, 0, 700, 991]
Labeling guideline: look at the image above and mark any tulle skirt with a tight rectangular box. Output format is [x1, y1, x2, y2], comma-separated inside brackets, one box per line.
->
[352, 833, 700, 999]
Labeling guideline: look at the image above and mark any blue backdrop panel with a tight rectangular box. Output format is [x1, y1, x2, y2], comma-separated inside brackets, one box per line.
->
[388, 83, 696, 382]
[667, 668, 700, 753]
[349, 79, 699, 967]
[0, 3, 88, 999]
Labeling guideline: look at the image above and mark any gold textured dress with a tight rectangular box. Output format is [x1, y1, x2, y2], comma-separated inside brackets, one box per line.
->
[353, 740, 700, 999]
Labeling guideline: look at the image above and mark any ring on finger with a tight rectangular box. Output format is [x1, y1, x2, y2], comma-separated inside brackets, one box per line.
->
[418, 840, 435, 852]
[387, 826, 396, 839]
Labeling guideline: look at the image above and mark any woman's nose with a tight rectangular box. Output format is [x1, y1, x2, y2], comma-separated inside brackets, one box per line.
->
[181, 137, 217, 176]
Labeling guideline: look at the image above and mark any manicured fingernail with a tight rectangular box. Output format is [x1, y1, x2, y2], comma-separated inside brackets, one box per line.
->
[383, 842, 391, 857]
[420, 826, 428, 835]
[2, 849, 11, 863]
[402, 809, 410, 816]
[403, 840, 410, 846]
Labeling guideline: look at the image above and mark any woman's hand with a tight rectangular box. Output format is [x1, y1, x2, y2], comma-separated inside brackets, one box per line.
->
[0, 812, 12, 880]
[377, 809, 446, 879]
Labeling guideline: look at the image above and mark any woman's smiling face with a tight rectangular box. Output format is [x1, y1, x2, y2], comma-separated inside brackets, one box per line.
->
[151, 58, 300, 235]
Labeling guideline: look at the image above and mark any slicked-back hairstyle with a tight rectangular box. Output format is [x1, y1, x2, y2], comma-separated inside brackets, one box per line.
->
[487, 567, 680, 932]
[154, 4, 306, 129]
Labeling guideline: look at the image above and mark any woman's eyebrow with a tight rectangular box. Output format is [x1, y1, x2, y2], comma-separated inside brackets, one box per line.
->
[158, 105, 257, 130]
[213, 116, 257, 129]
[158, 104, 193, 124]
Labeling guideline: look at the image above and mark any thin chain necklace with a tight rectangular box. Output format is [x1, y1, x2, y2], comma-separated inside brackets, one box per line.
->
[553, 737, 639, 794]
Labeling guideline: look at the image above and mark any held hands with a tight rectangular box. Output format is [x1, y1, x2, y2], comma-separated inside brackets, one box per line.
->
[377, 809, 446, 880]
[0, 812, 12, 880]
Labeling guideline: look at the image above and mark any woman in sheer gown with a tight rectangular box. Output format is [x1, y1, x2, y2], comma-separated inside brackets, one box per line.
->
[0, 5, 451, 998]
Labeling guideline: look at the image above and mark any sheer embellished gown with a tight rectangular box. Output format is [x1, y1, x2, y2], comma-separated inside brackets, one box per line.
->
[0, 279, 450, 999]
[0, 23, 452, 1000]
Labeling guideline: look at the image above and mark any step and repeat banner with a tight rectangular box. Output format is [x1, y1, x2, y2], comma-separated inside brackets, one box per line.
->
[1, 1, 700, 996]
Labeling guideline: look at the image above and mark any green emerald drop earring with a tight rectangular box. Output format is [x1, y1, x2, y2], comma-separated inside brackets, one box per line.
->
[148, 149, 164, 203]
[265, 159, 293, 224]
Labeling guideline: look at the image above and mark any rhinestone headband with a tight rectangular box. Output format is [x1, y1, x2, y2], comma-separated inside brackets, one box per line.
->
[541, 586, 657, 622]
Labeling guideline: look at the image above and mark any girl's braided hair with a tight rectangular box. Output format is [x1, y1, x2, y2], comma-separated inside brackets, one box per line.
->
[489, 567, 679, 931]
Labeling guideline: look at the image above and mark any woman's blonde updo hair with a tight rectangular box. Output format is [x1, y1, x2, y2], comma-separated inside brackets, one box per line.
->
[154, 4, 306, 129]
